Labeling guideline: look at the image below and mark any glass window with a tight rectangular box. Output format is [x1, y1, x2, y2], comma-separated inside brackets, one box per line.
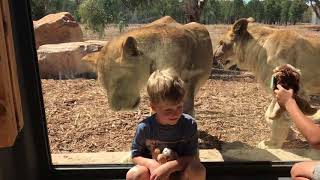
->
[30, 0, 320, 167]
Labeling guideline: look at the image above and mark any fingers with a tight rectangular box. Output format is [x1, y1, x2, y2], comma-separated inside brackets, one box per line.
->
[276, 84, 284, 90]
[150, 174, 156, 180]
[274, 85, 294, 97]
[288, 88, 294, 94]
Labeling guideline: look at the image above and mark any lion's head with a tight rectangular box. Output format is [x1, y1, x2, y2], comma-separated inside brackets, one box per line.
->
[213, 18, 255, 69]
[82, 36, 150, 111]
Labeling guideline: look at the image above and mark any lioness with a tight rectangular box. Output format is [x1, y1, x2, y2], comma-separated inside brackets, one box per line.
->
[82, 16, 213, 116]
[214, 18, 320, 148]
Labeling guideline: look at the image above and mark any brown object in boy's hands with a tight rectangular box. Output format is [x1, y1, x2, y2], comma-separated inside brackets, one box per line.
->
[153, 147, 178, 164]
[152, 148, 161, 160]
[157, 154, 167, 164]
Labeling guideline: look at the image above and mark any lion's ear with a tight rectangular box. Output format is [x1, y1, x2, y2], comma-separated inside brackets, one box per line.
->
[82, 52, 100, 65]
[247, 17, 255, 23]
[232, 18, 249, 37]
[122, 36, 139, 56]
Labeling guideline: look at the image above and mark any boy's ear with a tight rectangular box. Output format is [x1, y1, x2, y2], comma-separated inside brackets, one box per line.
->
[150, 102, 156, 112]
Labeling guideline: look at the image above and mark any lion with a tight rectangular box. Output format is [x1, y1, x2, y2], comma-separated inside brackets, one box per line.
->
[213, 18, 320, 148]
[82, 16, 213, 116]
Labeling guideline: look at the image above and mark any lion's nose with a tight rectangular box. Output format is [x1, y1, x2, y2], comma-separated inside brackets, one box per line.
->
[224, 60, 230, 65]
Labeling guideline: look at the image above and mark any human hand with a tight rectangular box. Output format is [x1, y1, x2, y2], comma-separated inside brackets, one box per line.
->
[147, 159, 161, 175]
[150, 164, 171, 180]
[274, 84, 294, 108]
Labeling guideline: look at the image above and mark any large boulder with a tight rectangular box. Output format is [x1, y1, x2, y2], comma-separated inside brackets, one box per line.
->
[33, 12, 83, 49]
[37, 40, 106, 79]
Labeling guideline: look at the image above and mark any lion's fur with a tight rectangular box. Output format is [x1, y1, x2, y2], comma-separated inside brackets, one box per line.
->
[214, 18, 320, 147]
[215, 20, 320, 95]
[82, 16, 213, 115]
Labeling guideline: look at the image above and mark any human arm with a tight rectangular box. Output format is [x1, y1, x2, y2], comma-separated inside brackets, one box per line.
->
[274, 84, 320, 149]
[131, 122, 161, 174]
[150, 155, 197, 180]
[132, 156, 160, 172]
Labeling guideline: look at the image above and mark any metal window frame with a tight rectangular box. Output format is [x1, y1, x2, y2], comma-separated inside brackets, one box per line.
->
[1, 0, 293, 179]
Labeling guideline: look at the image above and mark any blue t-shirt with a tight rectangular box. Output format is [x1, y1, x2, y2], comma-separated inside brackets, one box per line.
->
[131, 113, 198, 158]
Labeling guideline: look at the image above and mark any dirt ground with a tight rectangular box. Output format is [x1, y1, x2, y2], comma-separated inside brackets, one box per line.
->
[42, 24, 320, 154]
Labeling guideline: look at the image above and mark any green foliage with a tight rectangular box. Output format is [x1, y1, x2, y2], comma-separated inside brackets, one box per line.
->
[220, 1, 234, 23]
[133, 0, 183, 23]
[264, 0, 282, 24]
[30, 0, 310, 26]
[118, 12, 128, 33]
[233, 0, 245, 21]
[30, 0, 78, 20]
[289, 0, 308, 24]
[31, 0, 46, 20]
[280, 0, 292, 24]
[78, 0, 111, 36]
[203, 0, 222, 24]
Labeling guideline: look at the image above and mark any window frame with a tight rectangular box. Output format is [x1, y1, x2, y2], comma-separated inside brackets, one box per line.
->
[4, 0, 294, 179]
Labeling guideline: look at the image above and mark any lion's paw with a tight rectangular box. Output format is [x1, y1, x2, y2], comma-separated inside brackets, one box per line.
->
[286, 128, 298, 141]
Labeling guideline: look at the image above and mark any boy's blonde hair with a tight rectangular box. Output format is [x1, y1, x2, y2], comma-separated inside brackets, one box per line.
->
[147, 69, 185, 104]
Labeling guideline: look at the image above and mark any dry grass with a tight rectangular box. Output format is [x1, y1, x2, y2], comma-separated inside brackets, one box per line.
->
[42, 23, 320, 154]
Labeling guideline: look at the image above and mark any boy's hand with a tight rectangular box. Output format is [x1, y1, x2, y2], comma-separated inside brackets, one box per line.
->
[150, 164, 171, 180]
[274, 84, 294, 108]
[147, 159, 161, 174]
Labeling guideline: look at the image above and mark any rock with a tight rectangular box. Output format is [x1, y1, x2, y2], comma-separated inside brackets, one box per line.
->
[33, 12, 83, 49]
[37, 40, 107, 79]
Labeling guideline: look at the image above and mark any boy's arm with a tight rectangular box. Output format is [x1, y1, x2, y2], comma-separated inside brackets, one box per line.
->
[275, 85, 320, 149]
[131, 122, 161, 171]
[159, 155, 198, 173]
[132, 156, 160, 170]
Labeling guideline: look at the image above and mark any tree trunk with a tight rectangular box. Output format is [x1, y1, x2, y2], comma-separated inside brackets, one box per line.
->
[310, 0, 320, 19]
[183, 0, 206, 23]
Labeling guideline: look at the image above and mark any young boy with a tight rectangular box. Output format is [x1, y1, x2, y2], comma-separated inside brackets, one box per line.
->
[126, 69, 206, 180]
[274, 84, 320, 180]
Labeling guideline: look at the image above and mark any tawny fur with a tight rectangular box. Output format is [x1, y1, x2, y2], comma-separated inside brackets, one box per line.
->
[214, 18, 320, 148]
[82, 16, 213, 116]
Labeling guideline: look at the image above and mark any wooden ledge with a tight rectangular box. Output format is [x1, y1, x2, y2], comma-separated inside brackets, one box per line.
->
[51, 148, 320, 165]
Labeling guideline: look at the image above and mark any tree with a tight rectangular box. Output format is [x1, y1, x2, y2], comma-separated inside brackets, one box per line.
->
[220, 0, 233, 24]
[202, 0, 221, 24]
[289, 0, 308, 24]
[280, 0, 292, 25]
[78, 0, 111, 35]
[31, 0, 47, 20]
[182, 0, 207, 23]
[264, 0, 281, 24]
[30, 0, 78, 20]
[245, 0, 264, 22]
[309, 0, 320, 19]
[302, 6, 313, 22]
[232, 0, 245, 21]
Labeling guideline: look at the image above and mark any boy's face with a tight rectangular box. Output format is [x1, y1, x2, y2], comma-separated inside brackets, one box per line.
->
[151, 101, 183, 125]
